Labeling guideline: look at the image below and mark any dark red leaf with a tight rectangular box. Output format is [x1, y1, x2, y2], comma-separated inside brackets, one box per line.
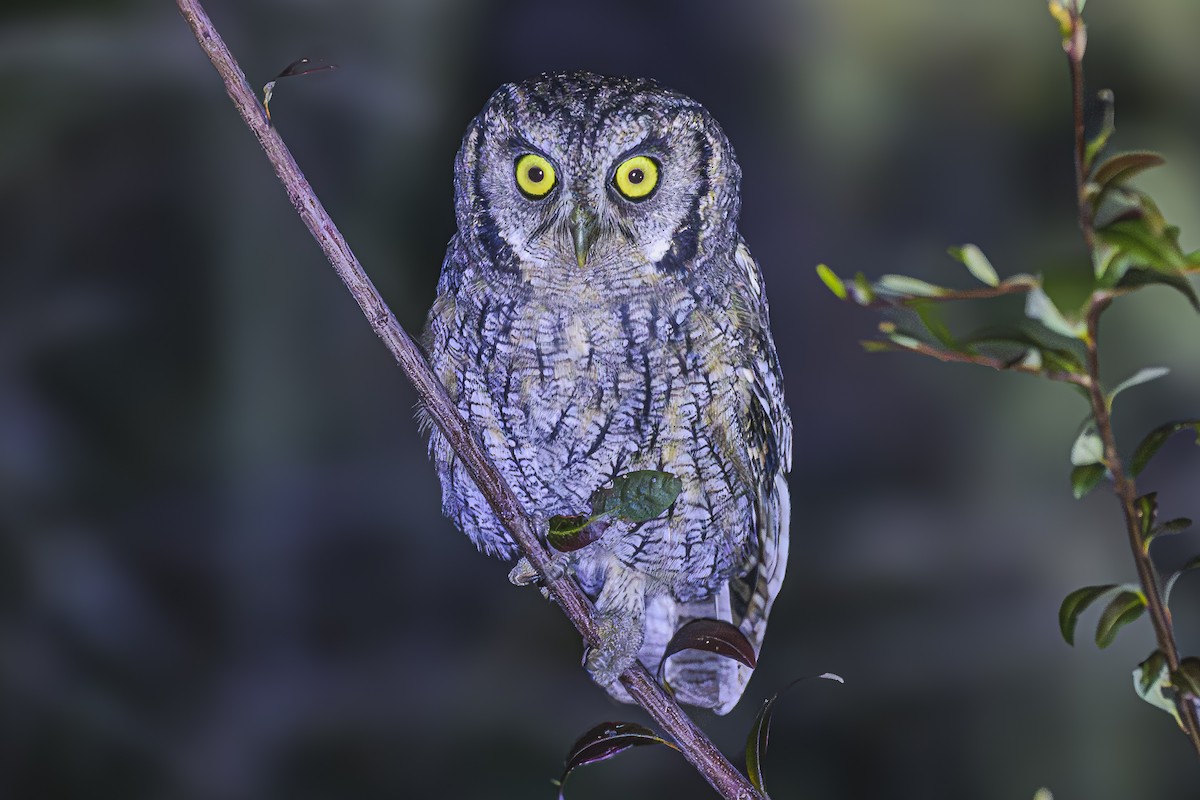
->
[556, 722, 675, 799]
[658, 619, 757, 686]
[546, 515, 608, 552]
[272, 57, 339, 81]
[1091, 151, 1165, 192]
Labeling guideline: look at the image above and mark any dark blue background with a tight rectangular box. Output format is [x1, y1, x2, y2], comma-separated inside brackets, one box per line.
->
[3, 1, 1200, 797]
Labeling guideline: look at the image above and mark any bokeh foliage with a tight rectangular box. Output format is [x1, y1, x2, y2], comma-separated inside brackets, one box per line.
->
[4, 0, 1200, 798]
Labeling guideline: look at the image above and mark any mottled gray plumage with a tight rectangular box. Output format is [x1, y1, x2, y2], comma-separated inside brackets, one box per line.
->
[422, 72, 791, 714]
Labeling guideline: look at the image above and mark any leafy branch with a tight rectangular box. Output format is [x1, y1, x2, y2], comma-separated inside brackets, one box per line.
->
[820, 0, 1200, 757]
[173, 1, 763, 797]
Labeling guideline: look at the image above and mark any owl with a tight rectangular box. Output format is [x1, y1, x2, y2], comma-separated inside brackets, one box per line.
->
[421, 72, 791, 715]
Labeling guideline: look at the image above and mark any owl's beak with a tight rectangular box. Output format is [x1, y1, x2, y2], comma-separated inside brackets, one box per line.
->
[568, 204, 600, 268]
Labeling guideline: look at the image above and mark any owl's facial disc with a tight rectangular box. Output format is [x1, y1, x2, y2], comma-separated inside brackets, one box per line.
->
[457, 73, 742, 280]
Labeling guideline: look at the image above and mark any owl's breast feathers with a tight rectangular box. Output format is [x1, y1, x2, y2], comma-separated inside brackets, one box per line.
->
[423, 234, 790, 604]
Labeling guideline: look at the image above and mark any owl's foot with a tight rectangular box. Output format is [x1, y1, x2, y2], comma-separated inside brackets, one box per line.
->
[583, 562, 648, 688]
[583, 609, 645, 688]
[508, 554, 568, 601]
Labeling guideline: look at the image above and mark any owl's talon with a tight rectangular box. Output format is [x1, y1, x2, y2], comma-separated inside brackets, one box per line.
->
[508, 557, 538, 586]
[584, 610, 643, 688]
[508, 553, 568, 587]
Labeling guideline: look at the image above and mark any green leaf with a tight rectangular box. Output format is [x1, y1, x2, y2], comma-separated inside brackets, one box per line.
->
[556, 722, 677, 799]
[1025, 286, 1086, 339]
[1130, 420, 1200, 476]
[1133, 492, 1159, 541]
[885, 332, 925, 350]
[1164, 555, 1200, 605]
[874, 321, 927, 351]
[745, 699, 771, 795]
[1070, 424, 1104, 466]
[912, 300, 958, 349]
[948, 244, 1000, 287]
[851, 272, 875, 305]
[1092, 187, 1192, 279]
[1173, 657, 1200, 700]
[1144, 517, 1193, 553]
[658, 618, 757, 688]
[1059, 584, 1117, 646]
[1135, 649, 1168, 697]
[1095, 590, 1146, 649]
[816, 264, 848, 301]
[876, 274, 947, 298]
[1132, 650, 1180, 723]
[1091, 186, 1197, 306]
[590, 470, 683, 523]
[1115, 266, 1200, 312]
[1071, 463, 1106, 499]
[1099, 217, 1186, 272]
[1091, 151, 1166, 194]
[745, 673, 844, 796]
[961, 324, 1085, 375]
[1107, 366, 1170, 407]
[547, 514, 609, 553]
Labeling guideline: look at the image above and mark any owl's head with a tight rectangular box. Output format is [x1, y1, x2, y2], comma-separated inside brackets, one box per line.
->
[454, 72, 742, 286]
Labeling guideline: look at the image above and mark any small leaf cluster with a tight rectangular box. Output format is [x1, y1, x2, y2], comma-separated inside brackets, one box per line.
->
[816, 96, 1199, 380]
[547, 470, 842, 798]
[817, 0, 1200, 750]
[547, 470, 683, 552]
[555, 673, 844, 799]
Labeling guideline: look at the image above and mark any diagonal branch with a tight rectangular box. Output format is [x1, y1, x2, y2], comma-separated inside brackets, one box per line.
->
[173, 1, 763, 797]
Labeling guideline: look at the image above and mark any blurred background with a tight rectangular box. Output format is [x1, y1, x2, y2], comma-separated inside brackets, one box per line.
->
[3, 0, 1200, 798]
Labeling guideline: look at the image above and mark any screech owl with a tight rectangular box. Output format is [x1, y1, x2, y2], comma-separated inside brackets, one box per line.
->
[421, 72, 791, 715]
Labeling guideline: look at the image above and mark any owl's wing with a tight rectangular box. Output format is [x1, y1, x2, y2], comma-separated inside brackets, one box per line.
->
[646, 239, 792, 716]
[419, 235, 523, 561]
[728, 238, 793, 656]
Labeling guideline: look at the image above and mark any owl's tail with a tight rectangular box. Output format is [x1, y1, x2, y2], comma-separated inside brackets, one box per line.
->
[605, 473, 791, 715]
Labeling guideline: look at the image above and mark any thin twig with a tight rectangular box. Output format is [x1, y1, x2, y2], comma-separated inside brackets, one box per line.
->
[173, 1, 763, 797]
[1066, 1, 1096, 255]
[1081, 295, 1200, 756]
[857, 278, 1036, 310]
[1063, 2, 1200, 756]
[871, 339, 1089, 387]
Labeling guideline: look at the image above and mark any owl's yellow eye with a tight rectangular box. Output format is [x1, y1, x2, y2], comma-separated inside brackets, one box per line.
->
[515, 153, 557, 198]
[613, 155, 659, 200]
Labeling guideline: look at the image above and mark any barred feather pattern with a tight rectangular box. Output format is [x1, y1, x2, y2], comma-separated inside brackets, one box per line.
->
[421, 72, 791, 715]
